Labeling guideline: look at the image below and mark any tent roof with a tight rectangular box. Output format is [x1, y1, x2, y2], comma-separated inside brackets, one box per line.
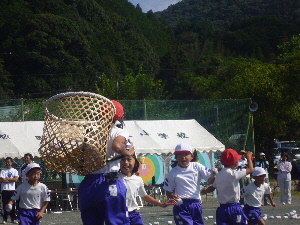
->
[124, 119, 224, 155]
[0, 120, 224, 158]
[0, 121, 43, 159]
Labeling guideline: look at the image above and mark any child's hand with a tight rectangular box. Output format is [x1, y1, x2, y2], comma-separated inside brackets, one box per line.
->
[245, 151, 253, 160]
[210, 168, 218, 178]
[161, 199, 177, 207]
[171, 194, 180, 200]
[36, 211, 44, 219]
[200, 187, 208, 195]
[270, 200, 276, 207]
[5, 204, 12, 212]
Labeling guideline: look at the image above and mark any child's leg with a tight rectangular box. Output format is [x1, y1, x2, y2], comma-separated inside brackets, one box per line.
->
[257, 218, 266, 225]
[243, 205, 261, 225]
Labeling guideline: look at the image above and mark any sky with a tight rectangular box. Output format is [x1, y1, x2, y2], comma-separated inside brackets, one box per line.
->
[128, 0, 181, 12]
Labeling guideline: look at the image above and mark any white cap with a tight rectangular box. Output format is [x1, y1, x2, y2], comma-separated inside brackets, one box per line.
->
[252, 167, 266, 177]
[174, 143, 193, 155]
[259, 152, 265, 156]
[24, 163, 41, 175]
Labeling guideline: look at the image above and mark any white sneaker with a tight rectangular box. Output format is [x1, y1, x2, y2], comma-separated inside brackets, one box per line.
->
[1, 221, 7, 224]
[282, 202, 286, 205]
[287, 202, 291, 205]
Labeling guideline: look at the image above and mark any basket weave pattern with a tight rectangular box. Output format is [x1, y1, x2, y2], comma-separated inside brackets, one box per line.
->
[39, 92, 115, 175]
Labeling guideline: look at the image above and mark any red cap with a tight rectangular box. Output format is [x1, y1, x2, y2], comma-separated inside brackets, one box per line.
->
[221, 148, 242, 166]
[111, 100, 124, 120]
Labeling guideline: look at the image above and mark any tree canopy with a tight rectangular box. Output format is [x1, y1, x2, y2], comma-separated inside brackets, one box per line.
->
[1, 0, 300, 152]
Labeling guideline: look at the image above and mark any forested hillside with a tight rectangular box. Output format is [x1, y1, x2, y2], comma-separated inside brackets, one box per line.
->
[1, 0, 300, 151]
[0, 0, 176, 99]
[156, 0, 300, 29]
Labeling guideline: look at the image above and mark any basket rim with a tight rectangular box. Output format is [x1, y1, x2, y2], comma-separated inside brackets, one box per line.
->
[43, 92, 116, 121]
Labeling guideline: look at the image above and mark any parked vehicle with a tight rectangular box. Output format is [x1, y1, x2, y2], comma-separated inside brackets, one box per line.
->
[273, 141, 297, 150]
[291, 148, 300, 160]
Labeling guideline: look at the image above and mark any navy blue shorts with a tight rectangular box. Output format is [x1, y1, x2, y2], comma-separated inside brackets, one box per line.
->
[18, 208, 40, 225]
[216, 203, 248, 225]
[243, 204, 261, 225]
[129, 210, 144, 225]
[78, 173, 129, 225]
[173, 199, 204, 225]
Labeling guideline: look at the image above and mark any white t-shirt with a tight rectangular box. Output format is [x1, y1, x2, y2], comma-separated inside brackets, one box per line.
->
[0, 168, 19, 191]
[92, 125, 129, 174]
[120, 173, 147, 212]
[213, 167, 246, 204]
[163, 162, 211, 200]
[11, 181, 50, 209]
[240, 182, 272, 207]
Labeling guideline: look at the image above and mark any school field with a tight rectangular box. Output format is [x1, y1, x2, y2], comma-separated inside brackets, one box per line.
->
[32, 194, 300, 225]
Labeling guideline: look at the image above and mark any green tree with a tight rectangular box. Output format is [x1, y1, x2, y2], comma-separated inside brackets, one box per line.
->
[96, 72, 165, 100]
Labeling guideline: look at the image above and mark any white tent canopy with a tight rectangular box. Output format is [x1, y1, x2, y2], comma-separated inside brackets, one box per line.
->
[0, 120, 224, 158]
[124, 119, 224, 155]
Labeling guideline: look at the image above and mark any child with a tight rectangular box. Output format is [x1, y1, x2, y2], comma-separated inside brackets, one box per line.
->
[201, 148, 253, 225]
[241, 167, 276, 225]
[277, 152, 292, 204]
[163, 143, 216, 225]
[119, 154, 176, 224]
[6, 163, 50, 225]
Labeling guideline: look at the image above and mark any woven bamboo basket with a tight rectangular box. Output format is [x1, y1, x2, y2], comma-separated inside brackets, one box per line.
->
[38, 92, 115, 175]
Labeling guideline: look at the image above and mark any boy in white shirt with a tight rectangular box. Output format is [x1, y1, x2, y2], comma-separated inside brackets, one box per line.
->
[163, 143, 216, 225]
[6, 163, 50, 225]
[0, 157, 19, 224]
[201, 148, 253, 225]
[241, 167, 276, 225]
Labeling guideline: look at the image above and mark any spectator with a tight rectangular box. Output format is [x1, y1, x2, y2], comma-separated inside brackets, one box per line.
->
[19, 153, 33, 182]
[0, 157, 19, 224]
[277, 152, 292, 205]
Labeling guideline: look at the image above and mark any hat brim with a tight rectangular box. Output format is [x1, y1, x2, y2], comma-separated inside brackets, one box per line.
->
[25, 167, 41, 175]
[174, 150, 192, 155]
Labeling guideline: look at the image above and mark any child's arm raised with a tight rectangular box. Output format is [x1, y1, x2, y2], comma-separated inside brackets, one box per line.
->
[142, 195, 176, 208]
[245, 151, 254, 175]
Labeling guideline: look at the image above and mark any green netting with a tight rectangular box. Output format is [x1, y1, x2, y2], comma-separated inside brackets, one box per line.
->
[0, 98, 255, 181]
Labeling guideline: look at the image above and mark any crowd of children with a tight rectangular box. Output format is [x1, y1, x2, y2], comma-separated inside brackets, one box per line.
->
[0, 143, 281, 225]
